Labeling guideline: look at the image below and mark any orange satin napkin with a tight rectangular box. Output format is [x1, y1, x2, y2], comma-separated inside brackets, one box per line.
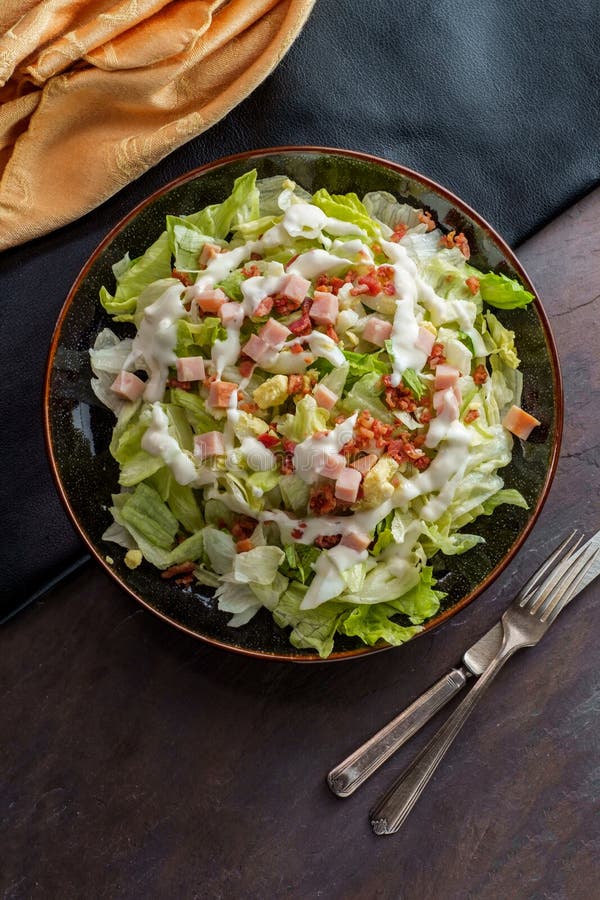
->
[0, 0, 315, 250]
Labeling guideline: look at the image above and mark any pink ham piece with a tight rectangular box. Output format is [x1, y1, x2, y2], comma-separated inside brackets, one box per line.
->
[281, 273, 310, 303]
[175, 356, 205, 382]
[502, 405, 541, 440]
[110, 371, 145, 401]
[313, 383, 338, 410]
[219, 302, 244, 328]
[208, 381, 237, 408]
[259, 318, 291, 350]
[434, 364, 460, 391]
[310, 291, 339, 326]
[241, 334, 277, 365]
[335, 467, 361, 503]
[194, 430, 225, 459]
[317, 453, 346, 480]
[349, 453, 378, 474]
[340, 530, 371, 552]
[415, 326, 436, 356]
[199, 243, 220, 266]
[433, 387, 460, 418]
[196, 288, 227, 313]
[362, 316, 392, 347]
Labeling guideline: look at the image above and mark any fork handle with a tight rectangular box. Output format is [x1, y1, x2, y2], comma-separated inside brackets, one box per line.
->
[328, 667, 469, 797]
[370, 648, 515, 834]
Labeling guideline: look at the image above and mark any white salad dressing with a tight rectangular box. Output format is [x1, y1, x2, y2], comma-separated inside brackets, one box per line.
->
[287, 249, 358, 281]
[402, 420, 472, 520]
[425, 388, 459, 449]
[211, 320, 242, 378]
[141, 403, 197, 485]
[416, 279, 477, 331]
[293, 413, 357, 484]
[241, 270, 287, 316]
[124, 282, 187, 401]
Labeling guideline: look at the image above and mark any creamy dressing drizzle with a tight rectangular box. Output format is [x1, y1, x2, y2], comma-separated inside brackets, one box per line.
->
[293, 413, 357, 484]
[141, 403, 197, 485]
[124, 283, 187, 401]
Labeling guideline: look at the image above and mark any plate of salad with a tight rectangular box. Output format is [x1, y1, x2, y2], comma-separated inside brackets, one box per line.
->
[45, 148, 562, 660]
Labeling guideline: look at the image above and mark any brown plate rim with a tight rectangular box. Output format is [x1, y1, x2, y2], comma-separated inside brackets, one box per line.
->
[43, 145, 564, 663]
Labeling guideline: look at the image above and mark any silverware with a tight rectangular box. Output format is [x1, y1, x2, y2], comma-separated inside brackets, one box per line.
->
[328, 529, 600, 798]
[369, 531, 600, 835]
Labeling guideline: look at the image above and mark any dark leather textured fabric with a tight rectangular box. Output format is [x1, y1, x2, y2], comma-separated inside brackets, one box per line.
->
[1, 0, 599, 616]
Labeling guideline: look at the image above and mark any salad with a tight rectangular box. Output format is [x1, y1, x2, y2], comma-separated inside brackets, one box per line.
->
[91, 170, 540, 657]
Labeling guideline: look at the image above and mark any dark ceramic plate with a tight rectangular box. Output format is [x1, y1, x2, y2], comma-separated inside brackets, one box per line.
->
[44, 147, 563, 661]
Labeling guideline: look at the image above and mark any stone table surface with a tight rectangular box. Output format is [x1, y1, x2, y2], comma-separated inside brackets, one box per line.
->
[3, 187, 600, 900]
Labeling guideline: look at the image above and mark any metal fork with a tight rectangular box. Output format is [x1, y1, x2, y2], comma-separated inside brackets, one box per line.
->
[370, 533, 600, 835]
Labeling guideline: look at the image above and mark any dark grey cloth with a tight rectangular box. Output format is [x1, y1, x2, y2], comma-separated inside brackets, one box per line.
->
[1, 0, 599, 617]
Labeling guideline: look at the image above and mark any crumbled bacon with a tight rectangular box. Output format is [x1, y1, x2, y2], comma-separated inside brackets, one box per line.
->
[309, 483, 338, 516]
[280, 453, 295, 475]
[238, 401, 259, 414]
[231, 516, 258, 541]
[257, 432, 279, 448]
[342, 409, 393, 456]
[381, 374, 419, 412]
[390, 223, 408, 243]
[235, 539, 254, 553]
[288, 374, 306, 396]
[325, 324, 340, 343]
[465, 276, 480, 295]
[290, 342, 304, 354]
[287, 299, 313, 336]
[282, 438, 297, 454]
[464, 409, 480, 423]
[418, 210, 436, 232]
[414, 456, 431, 471]
[238, 358, 255, 378]
[161, 562, 196, 579]
[473, 364, 488, 385]
[171, 269, 194, 286]
[252, 296, 274, 318]
[439, 230, 471, 259]
[273, 295, 303, 315]
[242, 264, 260, 278]
[314, 534, 342, 549]
[166, 378, 192, 391]
[418, 407, 433, 424]
[250, 252, 263, 261]
[427, 342, 446, 368]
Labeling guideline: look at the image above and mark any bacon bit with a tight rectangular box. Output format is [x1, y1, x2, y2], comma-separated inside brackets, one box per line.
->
[280, 453, 295, 475]
[350, 284, 370, 296]
[236, 539, 254, 553]
[309, 483, 338, 516]
[172, 269, 194, 286]
[282, 438, 297, 454]
[273, 295, 303, 315]
[242, 264, 260, 278]
[418, 210, 436, 232]
[175, 574, 194, 585]
[465, 276, 480, 295]
[231, 516, 258, 541]
[371, 242, 382, 255]
[288, 299, 313, 336]
[288, 374, 305, 395]
[427, 342, 446, 368]
[342, 409, 393, 456]
[418, 408, 432, 424]
[161, 561, 196, 579]
[414, 456, 431, 471]
[257, 432, 279, 448]
[290, 342, 304, 354]
[166, 377, 192, 391]
[390, 223, 408, 243]
[325, 324, 340, 343]
[381, 375, 419, 412]
[473, 364, 488, 385]
[238, 401, 259, 414]
[356, 272, 380, 296]
[250, 252, 263, 261]
[464, 409, 480, 423]
[238, 358, 255, 378]
[253, 296, 274, 317]
[440, 230, 471, 259]
[290, 527, 304, 540]
[314, 534, 342, 549]
[330, 276, 345, 294]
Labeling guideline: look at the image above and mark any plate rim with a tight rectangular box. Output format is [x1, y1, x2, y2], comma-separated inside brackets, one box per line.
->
[43, 145, 564, 663]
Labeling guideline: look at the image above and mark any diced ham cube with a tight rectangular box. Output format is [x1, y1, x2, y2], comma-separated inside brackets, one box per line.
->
[502, 405, 541, 440]
[219, 302, 245, 328]
[362, 316, 392, 346]
[335, 467, 361, 504]
[199, 243, 220, 266]
[196, 288, 227, 313]
[194, 430, 225, 459]
[349, 453, 378, 474]
[433, 387, 460, 418]
[259, 318, 291, 350]
[415, 326, 436, 356]
[317, 453, 346, 480]
[242, 334, 277, 365]
[176, 356, 205, 382]
[313, 383, 338, 410]
[281, 273, 310, 303]
[434, 364, 460, 391]
[340, 530, 371, 552]
[208, 380, 237, 408]
[110, 371, 145, 401]
[310, 291, 339, 326]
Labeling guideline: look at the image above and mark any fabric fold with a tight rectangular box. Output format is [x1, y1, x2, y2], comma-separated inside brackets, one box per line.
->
[0, 0, 316, 250]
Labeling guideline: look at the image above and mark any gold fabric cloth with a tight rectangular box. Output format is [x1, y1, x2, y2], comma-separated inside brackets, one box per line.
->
[0, 0, 315, 250]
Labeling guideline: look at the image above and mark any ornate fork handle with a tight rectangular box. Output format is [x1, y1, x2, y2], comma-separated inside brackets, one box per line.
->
[370, 644, 516, 835]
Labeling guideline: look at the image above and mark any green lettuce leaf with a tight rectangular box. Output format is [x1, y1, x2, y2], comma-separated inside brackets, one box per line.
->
[481, 488, 529, 516]
[388, 565, 444, 624]
[281, 544, 321, 584]
[169, 388, 224, 434]
[119, 482, 178, 550]
[475, 271, 534, 309]
[167, 481, 203, 533]
[184, 170, 260, 239]
[311, 189, 380, 238]
[272, 582, 346, 658]
[340, 372, 393, 422]
[100, 231, 172, 320]
[402, 368, 427, 400]
[338, 605, 422, 647]
[277, 395, 329, 442]
[175, 317, 226, 356]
